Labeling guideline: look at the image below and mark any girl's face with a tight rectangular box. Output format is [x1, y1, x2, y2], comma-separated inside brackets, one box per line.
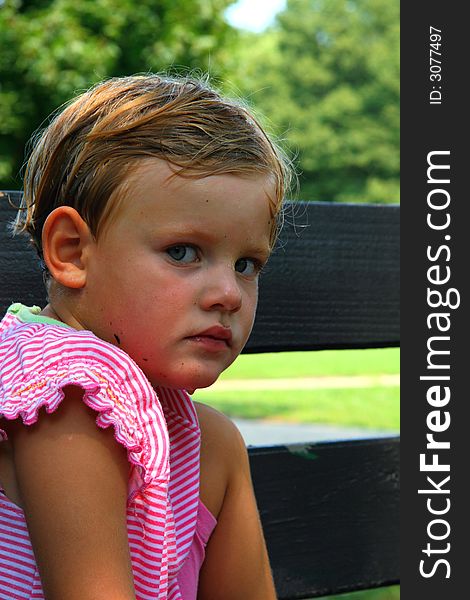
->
[78, 160, 274, 392]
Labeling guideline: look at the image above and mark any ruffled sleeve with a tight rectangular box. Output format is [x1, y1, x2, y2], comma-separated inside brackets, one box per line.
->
[0, 319, 170, 497]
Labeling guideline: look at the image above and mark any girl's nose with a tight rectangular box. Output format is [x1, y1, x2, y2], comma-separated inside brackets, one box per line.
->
[200, 268, 243, 313]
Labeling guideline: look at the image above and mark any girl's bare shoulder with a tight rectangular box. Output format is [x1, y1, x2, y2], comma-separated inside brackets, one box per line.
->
[193, 401, 248, 519]
[194, 401, 245, 449]
[193, 401, 277, 600]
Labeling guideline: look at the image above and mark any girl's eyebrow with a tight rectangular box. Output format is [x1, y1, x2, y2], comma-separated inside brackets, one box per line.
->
[246, 245, 271, 261]
[147, 225, 216, 242]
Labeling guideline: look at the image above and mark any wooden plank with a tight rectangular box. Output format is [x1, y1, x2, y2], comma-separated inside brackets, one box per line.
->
[0, 191, 45, 311]
[248, 201, 400, 352]
[249, 437, 400, 599]
[0, 192, 399, 352]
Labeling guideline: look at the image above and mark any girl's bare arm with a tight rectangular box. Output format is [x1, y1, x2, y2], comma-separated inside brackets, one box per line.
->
[196, 403, 277, 600]
[3, 385, 136, 600]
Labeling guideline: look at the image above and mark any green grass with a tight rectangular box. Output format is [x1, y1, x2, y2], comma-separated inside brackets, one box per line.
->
[315, 586, 400, 600]
[193, 386, 399, 430]
[192, 348, 400, 430]
[219, 348, 400, 379]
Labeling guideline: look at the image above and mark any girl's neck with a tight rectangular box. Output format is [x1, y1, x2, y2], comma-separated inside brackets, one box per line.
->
[40, 303, 84, 331]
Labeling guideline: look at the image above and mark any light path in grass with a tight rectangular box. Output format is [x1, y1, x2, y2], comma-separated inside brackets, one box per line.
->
[202, 374, 400, 392]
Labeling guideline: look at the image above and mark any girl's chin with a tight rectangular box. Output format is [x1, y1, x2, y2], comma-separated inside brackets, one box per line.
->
[185, 380, 216, 395]
[146, 365, 222, 393]
[184, 375, 221, 395]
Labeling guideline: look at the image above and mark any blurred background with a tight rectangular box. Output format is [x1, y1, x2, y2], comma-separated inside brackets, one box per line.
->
[0, 0, 399, 204]
[0, 2, 399, 598]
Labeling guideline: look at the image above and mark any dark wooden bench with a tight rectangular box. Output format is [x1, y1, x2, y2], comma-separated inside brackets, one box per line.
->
[0, 191, 400, 599]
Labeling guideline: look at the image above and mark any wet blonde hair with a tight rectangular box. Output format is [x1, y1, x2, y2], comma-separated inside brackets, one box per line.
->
[15, 74, 293, 261]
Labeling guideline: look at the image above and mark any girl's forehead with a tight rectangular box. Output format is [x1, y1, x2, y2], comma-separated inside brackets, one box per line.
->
[105, 160, 274, 247]
[135, 157, 274, 191]
[93, 158, 276, 253]
[121, 159, 275, 215]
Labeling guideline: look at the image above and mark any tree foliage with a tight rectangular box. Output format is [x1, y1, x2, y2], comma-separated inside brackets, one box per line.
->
[0, 0, 236, 187]
[230, 0, 399, 203]
[1, 0, 399, 204]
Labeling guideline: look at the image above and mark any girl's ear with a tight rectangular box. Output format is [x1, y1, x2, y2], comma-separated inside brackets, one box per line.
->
[42, 206, 95, 289]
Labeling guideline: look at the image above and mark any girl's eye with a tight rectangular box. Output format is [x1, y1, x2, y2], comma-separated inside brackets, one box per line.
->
[166, 245, 198, 263]
[235, 258, 262, 277]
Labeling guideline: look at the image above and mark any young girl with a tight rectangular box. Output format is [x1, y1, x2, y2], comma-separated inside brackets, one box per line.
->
[0, 74, 292, 599]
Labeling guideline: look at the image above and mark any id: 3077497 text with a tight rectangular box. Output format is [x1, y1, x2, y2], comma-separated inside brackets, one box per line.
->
[429, 26, 442, 105]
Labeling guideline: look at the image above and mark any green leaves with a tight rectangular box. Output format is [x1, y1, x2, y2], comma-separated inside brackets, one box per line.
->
[1, 0, 399, 204]
[232, 0, 400, 203]
[0, 0, 236, 188]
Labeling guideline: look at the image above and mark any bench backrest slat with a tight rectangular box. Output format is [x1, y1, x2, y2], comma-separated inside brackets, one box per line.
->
[248, 201, 399, 352]
[249, 437, 400, 599]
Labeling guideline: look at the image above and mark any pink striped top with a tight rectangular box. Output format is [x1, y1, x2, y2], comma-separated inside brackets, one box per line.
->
[0, 304, 216, 599]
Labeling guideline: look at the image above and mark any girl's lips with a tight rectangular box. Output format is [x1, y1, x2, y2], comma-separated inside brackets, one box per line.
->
[186, 325, 233, 349]
[187, 336, 230, 352]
